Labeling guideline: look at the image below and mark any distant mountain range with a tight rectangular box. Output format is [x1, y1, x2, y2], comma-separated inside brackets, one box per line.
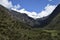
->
[0, 4, 60, 29]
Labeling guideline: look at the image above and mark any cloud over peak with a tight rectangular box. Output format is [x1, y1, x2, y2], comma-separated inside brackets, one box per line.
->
[0, 0, 56, 19]
[12, 4, 56, 19]
[38, 4, 56, 18]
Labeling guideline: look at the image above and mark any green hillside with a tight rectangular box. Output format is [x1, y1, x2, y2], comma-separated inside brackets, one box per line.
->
[0, 5, 60, 40]
[45, 13, 60, 30]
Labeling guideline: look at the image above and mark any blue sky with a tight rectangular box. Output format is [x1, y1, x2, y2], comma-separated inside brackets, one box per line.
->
[9, 0, 60, 13]
[0, 0, 60, 19]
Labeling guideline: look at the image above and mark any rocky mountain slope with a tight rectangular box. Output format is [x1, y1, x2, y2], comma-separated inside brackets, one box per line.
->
[0, 4, 60, 40]
[44, 4, 60, 30]
[0, 4, 60, 28]
[9, 10, 40, 27]
[36, 4, 60, 28]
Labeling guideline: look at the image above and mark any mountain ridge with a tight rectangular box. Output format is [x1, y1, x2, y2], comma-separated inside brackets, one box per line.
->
[0, 4, 60, 28]
[0, 4, 60, 40]
[36, 4, 60, 28]
[44, 4, 60, 30]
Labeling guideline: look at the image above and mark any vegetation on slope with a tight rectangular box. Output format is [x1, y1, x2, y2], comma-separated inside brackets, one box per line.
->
[0, 5, 60, 40]
[45, 12, 60, 30]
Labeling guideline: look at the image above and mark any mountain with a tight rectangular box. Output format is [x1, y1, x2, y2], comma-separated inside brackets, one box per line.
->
[36, 4, 60, 28]
[9, 10, 41, 27]
[0, 4, 32, 29]
[0, 4, 60, 40]
[0, 4, 60, 28]
[44, 4, 60, 30]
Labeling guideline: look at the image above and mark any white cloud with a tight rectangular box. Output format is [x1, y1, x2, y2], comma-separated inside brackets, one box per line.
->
[37, 4, 56, 18]
[12, 4, 56, 19]
[0, 0, 13, 8]
[0, 0, 56, 19]
[0, 0, 20, 9]
[11, 8, 37, 18]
